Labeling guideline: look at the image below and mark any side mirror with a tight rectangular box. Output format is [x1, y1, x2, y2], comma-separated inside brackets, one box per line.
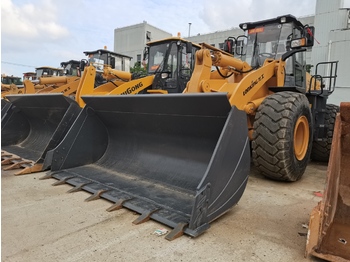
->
[143, 47, 149, 61]
[235, 35, 248, 56]
[110, 57, 115, 69]
[80, 59, 88, 71]
[223, 39, 234, 54]
[304, 26, 315, 47]
[186, 42, 193, 54]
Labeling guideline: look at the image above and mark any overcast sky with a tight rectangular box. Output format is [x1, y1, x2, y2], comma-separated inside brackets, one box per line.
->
[1, 0, 317, 77]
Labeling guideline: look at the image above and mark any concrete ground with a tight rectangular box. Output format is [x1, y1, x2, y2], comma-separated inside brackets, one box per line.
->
[1, 163, 328, 262]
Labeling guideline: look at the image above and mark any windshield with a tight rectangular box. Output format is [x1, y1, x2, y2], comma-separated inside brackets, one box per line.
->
[88, 53, 105, 72]
[244, 23, 293, 67]
[36, 68, 63, 77]
[147, 43, 168, 73]
[2, 77, 23, 85]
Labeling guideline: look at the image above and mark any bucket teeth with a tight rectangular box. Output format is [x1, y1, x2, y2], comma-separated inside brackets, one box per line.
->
[132, 209, 159, 225]
[106, 198, 133, 212]
[165, 222, 188, 241]
[2, 160, 33, 170]
[39, 173, 53, 180]
[84, 189, 108, 202]
[1, 157, 21, 165]
[52, 176, 74, 186]
[66, 183, 92, 193]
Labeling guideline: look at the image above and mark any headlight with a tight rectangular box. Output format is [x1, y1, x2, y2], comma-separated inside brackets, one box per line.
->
[161, 73, 169, 79]
[291, 38, 306, 48]
[280, 17, 287, 23]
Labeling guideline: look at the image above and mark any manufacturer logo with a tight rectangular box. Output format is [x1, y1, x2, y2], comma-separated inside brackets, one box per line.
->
[243, 74, 264, 96]
[121, 82, 143, 95]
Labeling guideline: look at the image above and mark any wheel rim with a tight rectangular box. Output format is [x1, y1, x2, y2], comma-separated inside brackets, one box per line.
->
[294, 115, 309, 161]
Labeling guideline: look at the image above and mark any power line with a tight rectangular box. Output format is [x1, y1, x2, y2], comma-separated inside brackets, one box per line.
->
[1, 61, 37, 68]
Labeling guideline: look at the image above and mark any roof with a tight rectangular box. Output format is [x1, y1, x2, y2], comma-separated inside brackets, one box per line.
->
[146, 37, 201, 48]
[83, 49, 132, 59]
[36, 66, 64, 71]
[239, 14, 304, 30]
[60, 60, 81, 67]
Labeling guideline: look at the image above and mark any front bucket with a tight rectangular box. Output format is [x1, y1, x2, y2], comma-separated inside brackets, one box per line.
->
[47, 93, 250, 239]
[1, 94, 81, 173]
[306, 102, 350, 261]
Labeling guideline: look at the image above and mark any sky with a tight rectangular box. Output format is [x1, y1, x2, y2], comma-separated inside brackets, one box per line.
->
[1, 0, 317, 77]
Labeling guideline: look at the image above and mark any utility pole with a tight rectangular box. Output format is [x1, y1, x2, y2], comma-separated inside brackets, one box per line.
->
[188, 23, 192, 37]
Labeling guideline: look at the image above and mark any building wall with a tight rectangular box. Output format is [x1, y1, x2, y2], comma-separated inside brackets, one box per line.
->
[311, 0, 350, 87]
[114, 21, 171, 67]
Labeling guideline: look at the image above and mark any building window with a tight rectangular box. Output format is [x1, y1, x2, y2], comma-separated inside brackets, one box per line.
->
[219, 43, 224, 50]
[137, 54, 141, 62]
[146, 31, 151, 42]
[211, 44, 215, 47]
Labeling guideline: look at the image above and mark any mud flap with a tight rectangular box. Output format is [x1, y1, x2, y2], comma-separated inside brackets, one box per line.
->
[306, 102, 350, 261]
[1, 94, 81, 171]
[46, 93, 250, 238]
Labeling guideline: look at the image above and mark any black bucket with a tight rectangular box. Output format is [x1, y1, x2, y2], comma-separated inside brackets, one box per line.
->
[46, 93, 250, 238]
[1, 94, 81, 167]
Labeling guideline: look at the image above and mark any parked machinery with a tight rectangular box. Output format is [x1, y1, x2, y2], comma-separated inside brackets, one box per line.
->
[1, 38, 201, 175]
[2, 15, 341, 241]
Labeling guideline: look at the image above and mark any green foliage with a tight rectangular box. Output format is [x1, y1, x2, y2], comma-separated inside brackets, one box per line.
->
[130, 62, 147, 74]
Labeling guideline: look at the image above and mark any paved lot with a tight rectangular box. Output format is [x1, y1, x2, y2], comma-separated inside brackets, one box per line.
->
[2, 163, 328, 262]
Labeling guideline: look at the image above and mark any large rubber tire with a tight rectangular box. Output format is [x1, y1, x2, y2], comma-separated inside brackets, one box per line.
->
[252, 92, 313, 181]
[311, 104, 339, 162]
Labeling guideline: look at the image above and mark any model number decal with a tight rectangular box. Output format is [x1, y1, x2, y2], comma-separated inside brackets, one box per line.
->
[243, 74, 264, 96]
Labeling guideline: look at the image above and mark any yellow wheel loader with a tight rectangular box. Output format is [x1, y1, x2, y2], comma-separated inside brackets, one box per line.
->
[1, 38, 201, 175]
[37, 15, 339, 239]
[306, 102, 350, 261]
[1, 62, 81, 98]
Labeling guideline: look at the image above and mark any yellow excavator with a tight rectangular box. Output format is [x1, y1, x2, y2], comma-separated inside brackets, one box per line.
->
[1, 38, 201, 175]
[32, 15, 341, 240]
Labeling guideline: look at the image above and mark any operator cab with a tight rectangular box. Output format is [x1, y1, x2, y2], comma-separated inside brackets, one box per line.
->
[82, 49, 132, 86]
[144, 37, 201, 93]
[83, 49, 132, 73]
[35, 66, 64, 78]
[60, 60, 81, 76]
[1, 75, 23, 86]
[226, 15, 315, 89]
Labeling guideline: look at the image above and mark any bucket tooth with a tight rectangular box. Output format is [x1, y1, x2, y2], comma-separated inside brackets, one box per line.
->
[39, 173, 53, 180]
[132, 209, 160, 225]
[84, 189, 108, 202]
[3, 160, 33, 170]
[14, 163, 44, 176]
[66, 182, 92, 193]
[106, 198, 133, 212]
[165, 222, 188, 241]
[52, 176, 74, 186]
